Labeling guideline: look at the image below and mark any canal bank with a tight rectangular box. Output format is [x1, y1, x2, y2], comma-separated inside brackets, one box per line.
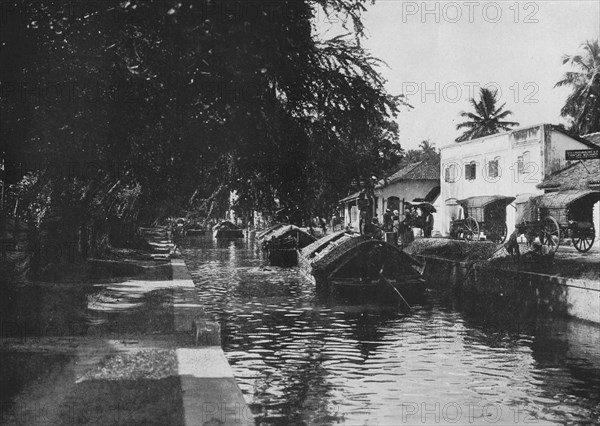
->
[0, 228, 253, 426]
[170, 255, 254, 426]
[406, 239, 600, 324]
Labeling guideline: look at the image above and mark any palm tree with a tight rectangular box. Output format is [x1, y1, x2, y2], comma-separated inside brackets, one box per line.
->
[455, 88, 519, 142]
[555, 39, 600, 135]
[418, 140, 439, 163]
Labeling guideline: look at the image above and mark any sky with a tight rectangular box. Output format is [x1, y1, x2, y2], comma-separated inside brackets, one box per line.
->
[317, 0, 600, 150]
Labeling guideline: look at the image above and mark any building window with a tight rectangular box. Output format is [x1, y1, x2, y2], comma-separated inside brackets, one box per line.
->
[488, 157, 500, 178]
[518, 151, 530, 174]
[387, 196, 400, 212]
[517, 155, 524, 174]
[445, 164, 457, 183]
[465, 162, 476, 180]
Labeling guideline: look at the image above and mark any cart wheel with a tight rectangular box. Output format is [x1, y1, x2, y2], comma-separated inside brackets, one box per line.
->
[572, 234, 595, 253]
[463, 217, 480, 241]
[541, 216, 560, 252]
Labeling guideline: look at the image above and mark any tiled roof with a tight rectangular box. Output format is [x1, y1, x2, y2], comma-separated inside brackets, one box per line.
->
[376, 161, 439, 188]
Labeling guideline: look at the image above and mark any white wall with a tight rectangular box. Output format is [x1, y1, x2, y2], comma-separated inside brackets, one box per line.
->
[595, 202, 600, 248]
[439, 124, 594, 237]
[342, 202, 360, 231]
[375, 180, 438, 214]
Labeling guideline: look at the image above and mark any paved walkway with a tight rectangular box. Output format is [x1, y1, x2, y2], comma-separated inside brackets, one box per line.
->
[1, 228, 253, 425]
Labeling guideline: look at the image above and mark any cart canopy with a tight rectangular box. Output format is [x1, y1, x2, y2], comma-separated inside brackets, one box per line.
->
[532, 190, 600, 209]
[457, 195, 516, 209]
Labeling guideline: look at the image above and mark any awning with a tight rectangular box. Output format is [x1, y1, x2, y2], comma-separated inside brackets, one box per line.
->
[532, 190, 600, 209]
[338, 191, 364, 204]
[413, 186, 440, 203]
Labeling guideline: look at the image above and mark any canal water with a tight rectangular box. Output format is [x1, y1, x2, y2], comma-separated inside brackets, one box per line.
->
[180, 236, 600, 425]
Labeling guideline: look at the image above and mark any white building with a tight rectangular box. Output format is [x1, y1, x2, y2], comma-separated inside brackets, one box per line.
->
[339, 161, 440, 233]
[439, 123, 598, 237]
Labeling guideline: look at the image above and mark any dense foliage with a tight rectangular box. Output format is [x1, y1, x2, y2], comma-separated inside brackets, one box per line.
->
[555, 39, 600, 135]
[1, 0, 405, 264]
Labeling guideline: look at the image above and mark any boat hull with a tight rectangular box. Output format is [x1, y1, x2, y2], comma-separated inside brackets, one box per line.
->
[298, 233, 426, 302]
[259, 224, 317, 266]
[266, 248, 298, 266]
[213, 229, 244, 239]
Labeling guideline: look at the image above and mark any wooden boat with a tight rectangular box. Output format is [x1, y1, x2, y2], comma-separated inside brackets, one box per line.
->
[256, 223, 286, 240]
[298, 231, 425, 301]
[212, 221, 244, 239]
[260, 224, 317, 265]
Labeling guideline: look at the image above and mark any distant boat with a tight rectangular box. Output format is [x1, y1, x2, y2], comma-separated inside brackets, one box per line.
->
[298, 231, 425, 301]
[260, 224, 317, 265]
[186, 226, 206, 236]
[213, 221, 244, 239]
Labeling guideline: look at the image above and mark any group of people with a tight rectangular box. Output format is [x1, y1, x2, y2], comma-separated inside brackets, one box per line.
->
[357, 206, 435, 242]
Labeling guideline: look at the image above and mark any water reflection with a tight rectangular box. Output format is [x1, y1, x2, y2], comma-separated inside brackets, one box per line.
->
[181, 236, 600, 425]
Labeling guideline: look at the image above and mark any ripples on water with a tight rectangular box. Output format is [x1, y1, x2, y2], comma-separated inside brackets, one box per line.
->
[181, 236, 600, 425]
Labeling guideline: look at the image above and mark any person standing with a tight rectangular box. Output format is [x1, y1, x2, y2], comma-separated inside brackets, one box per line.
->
[383, 209, 393, 232]
[423, 213, 434, 238]
[359, 210, 368, 236]
[392, 210, 400, 244]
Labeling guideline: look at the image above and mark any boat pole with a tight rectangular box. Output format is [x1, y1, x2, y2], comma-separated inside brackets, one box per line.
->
[379, 266, 411, 311]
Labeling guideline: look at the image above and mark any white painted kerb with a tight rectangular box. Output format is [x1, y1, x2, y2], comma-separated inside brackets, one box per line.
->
[176, 348, 235, 378]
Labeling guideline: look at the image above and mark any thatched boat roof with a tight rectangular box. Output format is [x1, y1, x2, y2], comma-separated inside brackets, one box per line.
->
[257, 223, 285, 240]
[301, 232, 420, 273]
[308, 235, 365, 272]
[301, 231, 350, 258]
[263, 225, 315, 243]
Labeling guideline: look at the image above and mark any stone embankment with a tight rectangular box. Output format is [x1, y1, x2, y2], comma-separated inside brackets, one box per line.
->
[406, 239, 600, 324]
